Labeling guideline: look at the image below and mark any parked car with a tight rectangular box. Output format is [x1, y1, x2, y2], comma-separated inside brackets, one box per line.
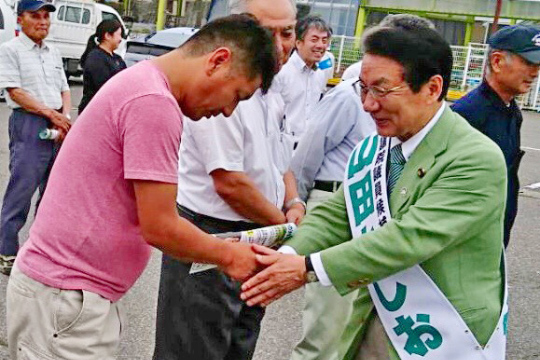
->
[124, 27, 197, 67]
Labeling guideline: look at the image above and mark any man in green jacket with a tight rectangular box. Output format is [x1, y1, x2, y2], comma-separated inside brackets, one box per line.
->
[241, 25, 507, 360]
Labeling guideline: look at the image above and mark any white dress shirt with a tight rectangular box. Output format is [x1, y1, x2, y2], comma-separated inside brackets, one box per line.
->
[176, 90, 286, 221]
[341, 61, 362, 82]
[265, 85, 295, 174]
[291, 78, 375, 200]
[273, 51, 327, 142]
[281, 102, 447, 286]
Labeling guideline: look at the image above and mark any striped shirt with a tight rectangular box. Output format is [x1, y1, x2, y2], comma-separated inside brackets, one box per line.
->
[0, 32, 69, 110]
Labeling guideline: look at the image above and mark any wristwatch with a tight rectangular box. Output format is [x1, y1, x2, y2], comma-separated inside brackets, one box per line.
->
[285, 197, 307, 212]
[304, 256, 319, 283]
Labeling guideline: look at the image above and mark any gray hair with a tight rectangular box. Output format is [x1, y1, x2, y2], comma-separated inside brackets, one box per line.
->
[379, 14, 435, 31]
[296, 15, 332, 41]
[229, 0, 296, 15]
[485, 47, 514, 75]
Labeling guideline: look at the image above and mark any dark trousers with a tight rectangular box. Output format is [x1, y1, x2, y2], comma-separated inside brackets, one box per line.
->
[153, 205, 265, 360]
[0, 109, 58, 256]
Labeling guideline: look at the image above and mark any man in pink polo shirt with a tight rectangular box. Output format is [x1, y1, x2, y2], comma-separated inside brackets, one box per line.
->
[6, 15, 278, 360]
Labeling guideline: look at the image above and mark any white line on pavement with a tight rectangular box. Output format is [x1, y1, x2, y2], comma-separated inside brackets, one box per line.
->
[522, 146, 540, 152]
[525, 182, 540, 190]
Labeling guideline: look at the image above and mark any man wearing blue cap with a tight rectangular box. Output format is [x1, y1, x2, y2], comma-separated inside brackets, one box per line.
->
[452, 24, 540, 248]
[0, 0, 71, 275]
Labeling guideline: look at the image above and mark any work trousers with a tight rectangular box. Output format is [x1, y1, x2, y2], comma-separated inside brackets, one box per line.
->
[153, 204, 265, 360]
[290, 189, 357, 360]
[0, 109, 58, 255]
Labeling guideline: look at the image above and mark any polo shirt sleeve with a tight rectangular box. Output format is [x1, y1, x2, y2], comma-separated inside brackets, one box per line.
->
[0, 43, 21, 89]
[188, 110, 245, 174]
[120, 94, 182, 184]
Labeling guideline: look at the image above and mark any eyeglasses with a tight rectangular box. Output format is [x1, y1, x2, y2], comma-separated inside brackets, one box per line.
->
[354, 80, 407, 100]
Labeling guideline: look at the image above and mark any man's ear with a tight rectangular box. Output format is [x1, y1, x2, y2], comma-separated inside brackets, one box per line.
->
[424, 74, 443, 104]
[206, 47, 233, 77]
[490, 51, 506, 74]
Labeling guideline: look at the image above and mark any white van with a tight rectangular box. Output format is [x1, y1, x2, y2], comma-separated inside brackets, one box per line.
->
[0, 0, 15, 100]
[47, 0, 127, 77]
[0, 0, 16, 45]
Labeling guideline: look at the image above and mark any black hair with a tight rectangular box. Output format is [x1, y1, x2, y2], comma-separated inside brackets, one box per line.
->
[295, 15, 332, 42]
[80, 19, 124, 67]
[181, 14, 278, 93]
[363, 26, 452, 101]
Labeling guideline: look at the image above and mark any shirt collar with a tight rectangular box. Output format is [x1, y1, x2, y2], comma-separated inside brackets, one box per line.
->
[391, 101, 446, 161]
[290, 50, 317, 72]
[18, 32, 48, 50]
[480, 81, 516, 110]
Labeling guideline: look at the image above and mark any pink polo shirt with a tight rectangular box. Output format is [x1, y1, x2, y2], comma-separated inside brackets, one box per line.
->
[17, 61, 183, 302]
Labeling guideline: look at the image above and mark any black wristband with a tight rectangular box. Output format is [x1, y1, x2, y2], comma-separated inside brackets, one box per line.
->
[305, 255, 314, 272]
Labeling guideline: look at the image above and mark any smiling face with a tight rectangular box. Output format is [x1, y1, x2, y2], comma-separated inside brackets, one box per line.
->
[18, 8, 51, 43]
[296, 27, 329, 68]
[360, 54, 442, 141]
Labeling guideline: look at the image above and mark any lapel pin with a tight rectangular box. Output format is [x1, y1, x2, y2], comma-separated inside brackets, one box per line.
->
[400, 187, 407, 196]
[417, 168, 427, 178]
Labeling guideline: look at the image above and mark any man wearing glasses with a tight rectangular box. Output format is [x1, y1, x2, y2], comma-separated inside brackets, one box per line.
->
[290, 14, 435, 360]
[241, 24, 508, 360]
[289, 76, 374, 360]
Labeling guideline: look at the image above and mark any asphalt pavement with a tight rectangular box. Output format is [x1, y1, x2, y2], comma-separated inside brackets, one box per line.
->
[0, 82, 538, 359]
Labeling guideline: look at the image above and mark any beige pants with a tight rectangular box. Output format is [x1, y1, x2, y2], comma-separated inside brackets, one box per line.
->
[7, 264, 125, 360]
[290, 189, 357, 360]
[355, 315, 391, 360]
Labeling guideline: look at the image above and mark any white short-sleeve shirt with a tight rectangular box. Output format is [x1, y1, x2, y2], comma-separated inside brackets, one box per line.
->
[0, 32, 69, 110]
[176, 90, 286, 221]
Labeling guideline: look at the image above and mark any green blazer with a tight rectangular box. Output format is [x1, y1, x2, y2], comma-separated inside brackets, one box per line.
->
[286, 106, 507, 360]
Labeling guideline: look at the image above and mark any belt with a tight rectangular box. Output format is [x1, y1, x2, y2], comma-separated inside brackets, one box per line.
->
[14, 108, 63, 113]
[176, 204, 259, 232]
[313, 180, 342, 193]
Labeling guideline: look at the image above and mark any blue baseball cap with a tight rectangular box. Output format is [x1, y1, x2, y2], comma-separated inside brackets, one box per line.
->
[17, 0, 56, 15]
[488, 24, 540, 65]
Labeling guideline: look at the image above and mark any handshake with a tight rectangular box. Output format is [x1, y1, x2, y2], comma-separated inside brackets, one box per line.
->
[221, 243, 309, 308]
[210, 224, 312, 308]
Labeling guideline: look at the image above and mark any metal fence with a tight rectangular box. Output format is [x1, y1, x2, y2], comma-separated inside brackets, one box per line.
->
[329, 35, 540, 111]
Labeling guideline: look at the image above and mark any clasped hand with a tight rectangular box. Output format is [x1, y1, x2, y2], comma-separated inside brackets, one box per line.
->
[239, 244, 307, 307]
[219, 242, 309, 307]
